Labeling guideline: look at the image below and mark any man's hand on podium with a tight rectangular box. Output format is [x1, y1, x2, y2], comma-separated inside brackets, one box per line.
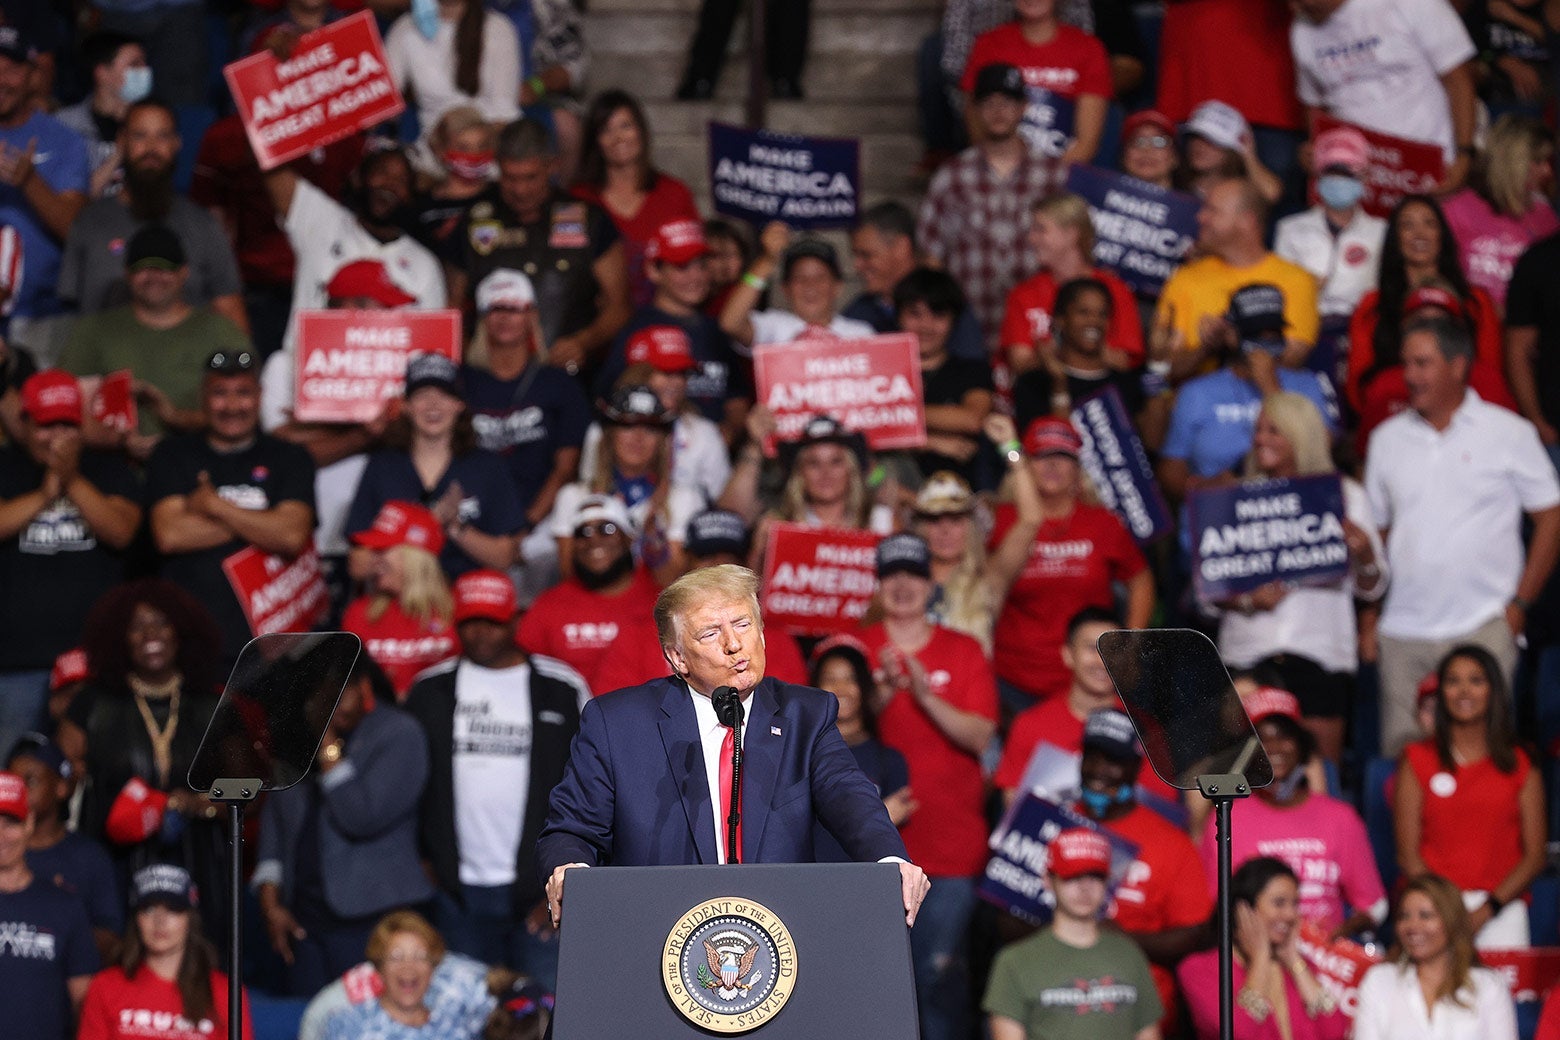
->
[898, 861, 930, 926]
[547, 862, 589, 927]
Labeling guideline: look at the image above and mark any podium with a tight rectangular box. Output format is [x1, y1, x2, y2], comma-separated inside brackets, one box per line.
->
[552, 863, 919, 1038]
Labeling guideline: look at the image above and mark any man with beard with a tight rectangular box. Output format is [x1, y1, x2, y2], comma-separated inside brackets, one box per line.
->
[0, 27, 89, 367]
[57, 99, 246, 332]
[518, 494, 661, 694]
[146, 348, 317, 667]
[59, 225, 249, 458]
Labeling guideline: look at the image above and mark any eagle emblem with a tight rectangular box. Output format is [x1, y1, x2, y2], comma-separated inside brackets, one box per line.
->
[699, 938, 760, 999]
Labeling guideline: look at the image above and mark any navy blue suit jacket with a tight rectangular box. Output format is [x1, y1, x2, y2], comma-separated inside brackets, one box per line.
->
[536, 675, 907, 880]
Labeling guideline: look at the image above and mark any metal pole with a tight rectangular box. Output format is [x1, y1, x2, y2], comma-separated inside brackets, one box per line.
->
[1216, 796, 1234, 1040]
[228, 801, 243, 1040]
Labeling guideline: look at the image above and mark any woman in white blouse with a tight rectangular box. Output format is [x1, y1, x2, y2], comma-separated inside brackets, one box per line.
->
[1353, 873, 1517, 1040]
[386, 0, 522, 138]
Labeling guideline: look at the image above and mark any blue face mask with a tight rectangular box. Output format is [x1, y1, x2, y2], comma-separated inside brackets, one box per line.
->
[411, 0, 440, 40]
[119, 65, 153, 105]
[1078, 785, 1133, 819]
[1317, 173, 1365, 211]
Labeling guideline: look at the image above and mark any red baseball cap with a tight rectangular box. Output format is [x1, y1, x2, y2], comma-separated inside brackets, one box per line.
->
[646, 219, 708, 265]
[453, 569, 518, 623]
[1048, 827, 1112, 879]
[351, 501, 447, 556]
[1403, 285, 1464, 319]
[1123, 109, 1175, 141]
[0, 771, 26, 821]
[326, 259, 417, 308]
[104, 777, 167, 843]
[21, 371, 83, 426]
[49, 647, 89, 692]
[1244, 686, 1302, 724]
[1022, 417, 1083, 459]
[626, 325, 697, 373]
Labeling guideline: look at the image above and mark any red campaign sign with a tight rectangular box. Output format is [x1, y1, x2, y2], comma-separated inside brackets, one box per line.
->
[1312, 114, 1445, 219]
[90, 370, 137, 433]
[753, 332, 926, 452]
[1295, 920, 1383, 1019]
[222, 545, 329, 637]
[761, 523, 882, 635]
[294, 309, 462, 423]
[224, 11, 404, 171]
[1483, 948, 1560, 1005]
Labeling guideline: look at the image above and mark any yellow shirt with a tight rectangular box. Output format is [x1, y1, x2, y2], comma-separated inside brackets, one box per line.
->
[1155, 252, 1320, 352]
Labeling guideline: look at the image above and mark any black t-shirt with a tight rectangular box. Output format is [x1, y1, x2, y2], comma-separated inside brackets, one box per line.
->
[409, 193, 478, 267]
[463, 360, 591, 514]
[1012, 366, 1146, 435]
[0, 878, 98, 1040]
[0, 446, 138, 669]
[143, 433, 317, 663]
[1090, 0, 1146, 63]
[1, 342, 36, 394]
[917, 355, 994, 479]
[596, 305, 752, 423]
[1505, 233, 1560, 427]
[458, 187, 619, 345]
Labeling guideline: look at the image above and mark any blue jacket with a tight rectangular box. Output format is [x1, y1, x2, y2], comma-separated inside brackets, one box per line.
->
[253, 704, 433, 919]
[536, 675, 907, 881]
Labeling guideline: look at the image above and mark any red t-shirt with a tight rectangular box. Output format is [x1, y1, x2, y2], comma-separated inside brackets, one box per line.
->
[1155, 0, 1301, 130]
[1098, 801, 1213, 1030]
[860, 624, 998, 877]
[571, 173, 699, 308]
[989, 503, 1147, 700]
[1000, 268, 1145, 362]
[78, 967, 253, 1040]
[588, 616, 810, 694]
[190, 115, 363, 287]
[1346, 288, 1515, 455]
[518, 569, 662, 692]
[341, 597, 457, 698]
[960, 23, 1112, 101]
[1403, 740, 1531, 894]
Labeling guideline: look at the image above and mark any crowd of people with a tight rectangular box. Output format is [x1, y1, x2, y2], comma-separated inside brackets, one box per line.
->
[4, 0, 1560, 1037]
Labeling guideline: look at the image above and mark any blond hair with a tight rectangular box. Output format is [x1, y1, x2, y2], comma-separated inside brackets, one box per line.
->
[1032, 192, 1097, 258]
[1244, 392, 1334, 478]
[365, 910, 446, 969]
[1482, 114, 1551, 218]
[777, 443, 870, 527]
[367, 544, 455, 625]
[1391, 874, 1481, 1007]
[430, 105, 495, 155]
[654, 564, 763, 652]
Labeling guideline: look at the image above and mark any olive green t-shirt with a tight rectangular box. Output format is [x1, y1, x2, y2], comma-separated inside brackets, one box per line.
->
[983, 927, 1162, 1040]
[59, 306, 250, 434]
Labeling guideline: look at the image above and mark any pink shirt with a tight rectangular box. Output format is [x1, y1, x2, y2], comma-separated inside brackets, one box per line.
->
[1198, 793, 1385, 931]
[1178, 949, 1350, 1040]
[1442, 188, 1560, 311]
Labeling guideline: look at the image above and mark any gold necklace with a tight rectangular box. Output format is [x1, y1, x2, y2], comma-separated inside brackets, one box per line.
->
[127, 674, 181, 787]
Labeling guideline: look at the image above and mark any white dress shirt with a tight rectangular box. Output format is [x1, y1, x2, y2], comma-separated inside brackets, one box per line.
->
[1353, 963, 1516, 1040]
[690, 685, 750, 864]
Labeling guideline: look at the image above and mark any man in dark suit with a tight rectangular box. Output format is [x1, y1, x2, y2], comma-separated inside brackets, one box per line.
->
[404, 569, 589, 988]
[539, 564, 931, 927]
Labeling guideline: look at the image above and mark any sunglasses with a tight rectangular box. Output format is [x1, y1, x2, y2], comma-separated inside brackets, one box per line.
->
[574, 521, 621, 539]
[206, 350, 256, 373]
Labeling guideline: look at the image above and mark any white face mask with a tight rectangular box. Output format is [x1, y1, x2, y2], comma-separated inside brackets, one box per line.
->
[119, 65, 153, 104]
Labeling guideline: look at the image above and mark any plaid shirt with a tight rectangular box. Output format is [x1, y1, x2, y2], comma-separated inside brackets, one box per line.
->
[917, 146, 1066, 352]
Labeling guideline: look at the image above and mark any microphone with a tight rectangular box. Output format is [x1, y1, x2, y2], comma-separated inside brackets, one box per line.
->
[712, 686, 743, 864]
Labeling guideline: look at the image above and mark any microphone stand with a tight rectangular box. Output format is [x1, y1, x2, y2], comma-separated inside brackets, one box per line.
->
[713, 686, 744, 864]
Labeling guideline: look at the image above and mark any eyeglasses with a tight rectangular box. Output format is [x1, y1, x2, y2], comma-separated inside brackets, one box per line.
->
[574, 522, 621, 539]
[383, 951, 433, 965]
[1128, 134, 1172, 150]
[206, 350, 256, 373]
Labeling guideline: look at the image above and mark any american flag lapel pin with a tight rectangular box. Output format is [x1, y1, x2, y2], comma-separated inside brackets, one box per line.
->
[770, 726, 782, 736]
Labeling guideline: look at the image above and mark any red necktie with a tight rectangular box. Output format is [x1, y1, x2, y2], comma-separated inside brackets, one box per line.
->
[719, 724, 743, 864]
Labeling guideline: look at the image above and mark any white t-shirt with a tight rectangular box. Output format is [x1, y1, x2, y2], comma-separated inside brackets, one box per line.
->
[747, 310, 877, 351]
[1273, 206, 1387, 319]
[579, 414, 732, 505]
[1291, 0, 1475, 161]
[1365, 390, 1560, 640]
[385, 11, 522, 136]
[453, 660, 533, 886]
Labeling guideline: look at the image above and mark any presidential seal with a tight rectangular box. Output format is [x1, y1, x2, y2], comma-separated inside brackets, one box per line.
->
[662, 897, 797, 1034]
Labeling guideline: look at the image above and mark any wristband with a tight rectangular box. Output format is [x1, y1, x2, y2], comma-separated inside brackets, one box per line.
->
[1487, 894, 1505, 915]
[741, 272, 769, 292]
[527, 76, 547, 100]
[1142, 371, 1171, 398]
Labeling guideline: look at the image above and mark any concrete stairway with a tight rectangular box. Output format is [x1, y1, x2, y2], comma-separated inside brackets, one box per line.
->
[581, 0, 941, 211]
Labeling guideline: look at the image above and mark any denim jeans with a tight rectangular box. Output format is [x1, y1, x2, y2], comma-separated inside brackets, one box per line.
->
[909, 875, 977, 1040]
[434, 885, 559, 989]
[0, 670, 49, 768]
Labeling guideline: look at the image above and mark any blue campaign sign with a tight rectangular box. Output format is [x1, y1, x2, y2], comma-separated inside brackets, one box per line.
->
[1071, 385, 1173, 546]
[978, 794, 1139, 924]
[1065, 164, 1199, 296]
[707, 122, 860, 230]
[1020, 87, 1074, 159]
[1189, 473, 1350, 603]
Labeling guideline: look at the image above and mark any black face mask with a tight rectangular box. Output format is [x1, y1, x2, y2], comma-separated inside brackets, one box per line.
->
[576, 548, 634, 591]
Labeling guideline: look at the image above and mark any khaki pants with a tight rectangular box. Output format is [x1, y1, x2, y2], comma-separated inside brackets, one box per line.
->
[1376, 614, 1517, 758]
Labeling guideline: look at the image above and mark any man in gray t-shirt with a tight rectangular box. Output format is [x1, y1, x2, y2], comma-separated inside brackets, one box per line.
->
[56, 99, 246, 333]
